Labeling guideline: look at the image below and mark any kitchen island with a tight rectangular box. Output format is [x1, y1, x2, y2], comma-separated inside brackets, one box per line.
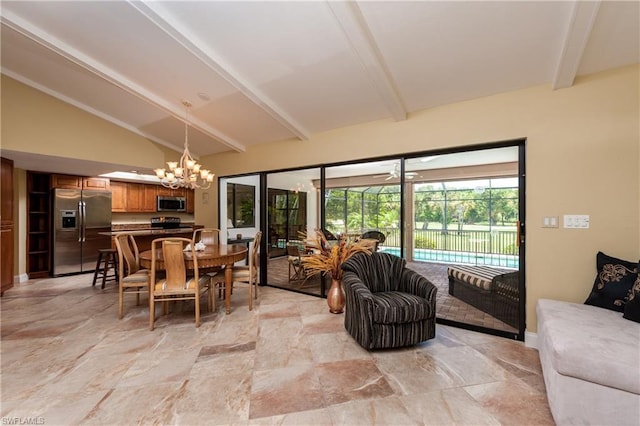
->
[101, 227, 198, 252]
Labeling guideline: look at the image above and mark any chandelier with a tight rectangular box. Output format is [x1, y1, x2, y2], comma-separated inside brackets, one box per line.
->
[154, 101, 214, 190]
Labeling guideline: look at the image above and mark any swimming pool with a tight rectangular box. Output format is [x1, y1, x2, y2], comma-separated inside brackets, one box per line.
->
[379, 247, 519, 269]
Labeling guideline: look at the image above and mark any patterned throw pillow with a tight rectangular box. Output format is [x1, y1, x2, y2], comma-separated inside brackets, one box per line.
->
[623, 275, 640, 323]
[584, 251, 638, 312]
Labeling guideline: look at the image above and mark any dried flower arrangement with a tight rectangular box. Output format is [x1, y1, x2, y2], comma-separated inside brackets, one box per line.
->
[300, 230, 372, 281]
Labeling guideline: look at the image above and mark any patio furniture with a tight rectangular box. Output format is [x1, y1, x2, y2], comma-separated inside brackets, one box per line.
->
[361, 230, 386, 246]
[447, 264, 519, 328]
[341, 252, 437, 349]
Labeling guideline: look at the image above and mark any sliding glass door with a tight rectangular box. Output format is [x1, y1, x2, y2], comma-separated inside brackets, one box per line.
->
[221, 141, 526, 340]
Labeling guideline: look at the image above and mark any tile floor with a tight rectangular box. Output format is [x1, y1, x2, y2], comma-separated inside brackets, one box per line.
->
[1, 274, 553, 425]
[267, 257, 518, 334]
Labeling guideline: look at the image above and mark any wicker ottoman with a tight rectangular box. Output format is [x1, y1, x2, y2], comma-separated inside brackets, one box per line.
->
[447, 265, 519, 329]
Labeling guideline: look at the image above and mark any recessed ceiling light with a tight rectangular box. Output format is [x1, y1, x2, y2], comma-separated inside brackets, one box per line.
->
[197, 92, 210, 101]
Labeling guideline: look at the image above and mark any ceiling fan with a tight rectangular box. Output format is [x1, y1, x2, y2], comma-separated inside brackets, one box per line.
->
[374, 164, 419, 180]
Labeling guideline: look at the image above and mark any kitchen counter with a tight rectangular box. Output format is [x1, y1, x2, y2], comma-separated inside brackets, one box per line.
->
[100, 227, 197, 252]
[100, 227, 195, 237]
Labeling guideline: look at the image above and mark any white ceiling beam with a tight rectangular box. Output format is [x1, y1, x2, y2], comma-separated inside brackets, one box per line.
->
[327, 1, 407, 121]
[0, 11, 246, 154]
[552, 0, 601, 90]
[129, 0, 311, 141]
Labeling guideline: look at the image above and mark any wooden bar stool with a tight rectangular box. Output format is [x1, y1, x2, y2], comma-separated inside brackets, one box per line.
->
[92, 248, 118, 289]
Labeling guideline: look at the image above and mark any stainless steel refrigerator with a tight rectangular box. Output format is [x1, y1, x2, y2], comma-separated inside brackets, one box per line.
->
[53, 188, 112, 276]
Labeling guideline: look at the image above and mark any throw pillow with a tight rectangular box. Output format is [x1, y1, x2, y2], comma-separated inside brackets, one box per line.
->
[584, 251, 638, 312]
[623, 274, 640, 323]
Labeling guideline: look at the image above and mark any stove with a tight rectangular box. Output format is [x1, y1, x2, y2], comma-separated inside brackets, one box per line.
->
[150, 216, 181, 229]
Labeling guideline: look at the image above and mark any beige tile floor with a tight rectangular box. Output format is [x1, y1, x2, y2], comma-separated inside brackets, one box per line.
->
[1, 274, 553, 425]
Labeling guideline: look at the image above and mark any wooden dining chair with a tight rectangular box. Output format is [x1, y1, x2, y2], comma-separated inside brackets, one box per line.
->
[114, 233, 150, 319]
[215, 231, 262, 311]
[193, 228, 220, 245]
[149, 237, 213, 330]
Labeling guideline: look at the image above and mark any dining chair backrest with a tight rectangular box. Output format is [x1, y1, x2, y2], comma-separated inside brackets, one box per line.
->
[149, 237, 210, 330]
[151, 237, 199, 291]
[249, 231, 262, 274]
[113, 232, 150, 319]
[114, 233, 142, 276]
[193, 228, 220, 245]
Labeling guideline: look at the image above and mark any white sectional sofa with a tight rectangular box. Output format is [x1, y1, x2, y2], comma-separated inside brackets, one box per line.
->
[536, 299, 640, 425]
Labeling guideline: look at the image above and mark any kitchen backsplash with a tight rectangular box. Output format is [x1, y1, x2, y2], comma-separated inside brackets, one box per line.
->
[112, 212, 195, 227]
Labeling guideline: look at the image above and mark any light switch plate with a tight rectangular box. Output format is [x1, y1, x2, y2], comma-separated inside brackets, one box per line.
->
[564, 214, 590, 229]
[542, 216, 559, 228]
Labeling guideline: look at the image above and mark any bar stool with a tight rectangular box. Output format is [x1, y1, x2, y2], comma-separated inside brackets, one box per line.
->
[92, 248, 118, 289]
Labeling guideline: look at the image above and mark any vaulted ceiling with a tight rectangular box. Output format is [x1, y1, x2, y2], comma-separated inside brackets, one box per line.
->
[1, 1, 638, 173]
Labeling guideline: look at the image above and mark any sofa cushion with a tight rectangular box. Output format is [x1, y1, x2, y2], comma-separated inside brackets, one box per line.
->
[447, 265, 512, 291]
[584, 252, 638, 312]
[372, 291, 433, 324]
[537, 299, 640, 395]
[623, 275, 640, 323]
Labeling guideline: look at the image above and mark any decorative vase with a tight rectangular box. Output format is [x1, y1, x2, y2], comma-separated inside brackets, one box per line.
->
[327, 278, 345, 314]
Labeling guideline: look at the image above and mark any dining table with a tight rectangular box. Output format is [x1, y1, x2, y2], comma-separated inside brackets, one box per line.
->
[139, 243, 248, 314]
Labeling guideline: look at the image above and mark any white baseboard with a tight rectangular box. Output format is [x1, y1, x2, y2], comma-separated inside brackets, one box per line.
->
[13, 273, 29, 283]
[525, 331, 538, 349]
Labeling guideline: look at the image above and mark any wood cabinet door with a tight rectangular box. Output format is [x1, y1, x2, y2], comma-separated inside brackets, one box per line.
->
[156, 186, 173, 197]
[1, 158, 13, 225]
[111, 181, 127, 212]
[142, 185, 157, 212]
[186, 189, 195, 213]
[0, 227, 13, 294]
[83, 177, 110, 191]
[1, 158, 14, 294]
[51, 174, 82, 189]
[126, 183, 143, 211]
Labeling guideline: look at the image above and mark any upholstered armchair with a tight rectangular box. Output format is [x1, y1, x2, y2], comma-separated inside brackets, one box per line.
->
[341, 252, 437, 350]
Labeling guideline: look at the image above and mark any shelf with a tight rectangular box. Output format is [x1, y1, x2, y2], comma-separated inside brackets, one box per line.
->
[28, 171, 52, 277]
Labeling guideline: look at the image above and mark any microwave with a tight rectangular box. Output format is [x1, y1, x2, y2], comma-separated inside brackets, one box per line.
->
[157, 196, 186, 212]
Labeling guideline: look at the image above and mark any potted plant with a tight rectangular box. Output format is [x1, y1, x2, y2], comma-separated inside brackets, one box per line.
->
[301, 230, 372, 313]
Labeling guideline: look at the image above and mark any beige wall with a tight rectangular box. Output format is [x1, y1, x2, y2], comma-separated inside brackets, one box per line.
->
[1, 75, 167, 169]
[199, 64, 640, 333]
[2, 66, 638, 334]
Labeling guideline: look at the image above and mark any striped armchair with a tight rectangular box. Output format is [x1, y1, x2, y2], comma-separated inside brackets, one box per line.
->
[341, 252, 437, 350]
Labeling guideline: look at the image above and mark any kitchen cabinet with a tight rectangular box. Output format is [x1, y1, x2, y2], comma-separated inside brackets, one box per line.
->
[127, 183, 156, 212]
[157, 186, 186, 197]
[52, 174, 110, 191]
[51, 174, 82, 189]
[111, 181, 193, 213]
[111, 182, 157, 212]
[83, 177, 110, 191]
[186, 189, 195, 213]
[111, 181, 127, 212]
[1, 158, 14, 294]
[26, 171, 51, 279]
